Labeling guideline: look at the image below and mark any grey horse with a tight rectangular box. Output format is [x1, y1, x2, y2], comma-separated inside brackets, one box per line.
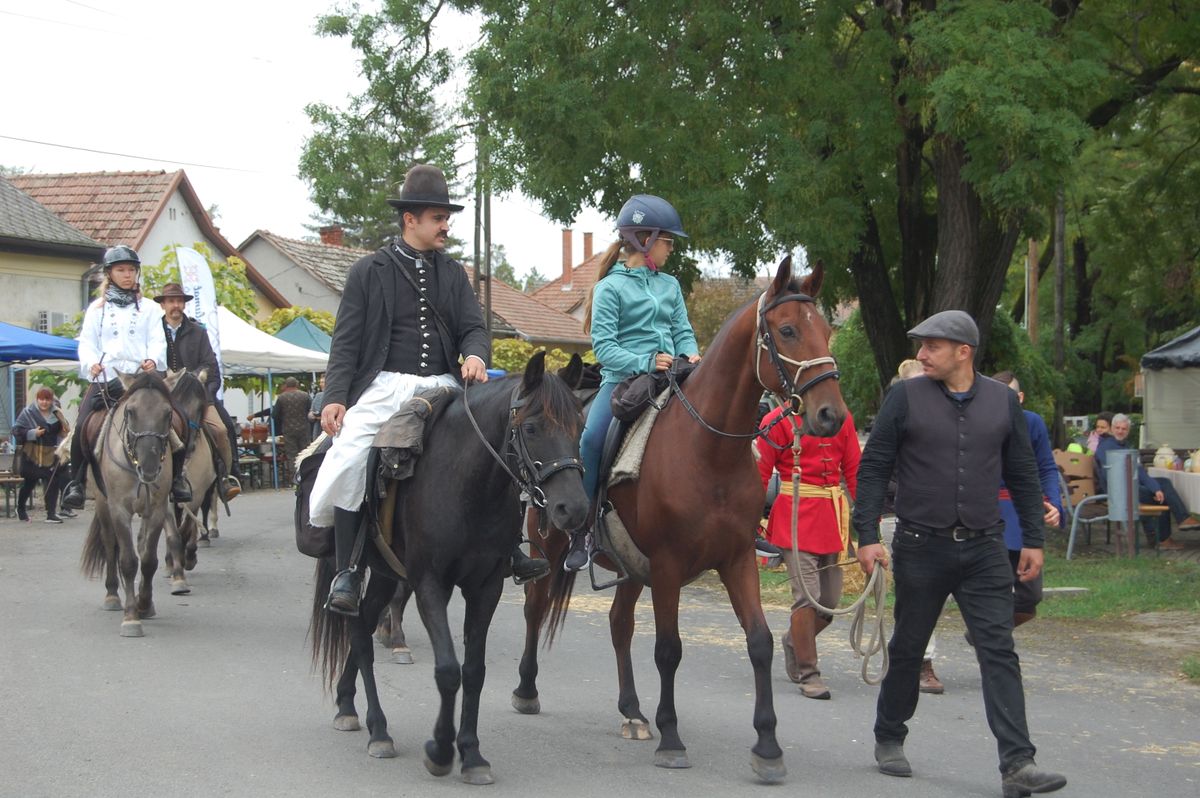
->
[80, 370, 187, 637]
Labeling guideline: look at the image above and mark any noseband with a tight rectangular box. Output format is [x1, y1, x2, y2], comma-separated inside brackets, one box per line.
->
[754, 292, 840, 415]
[121, 404, 171, 486]
[463, 384, 584, 509]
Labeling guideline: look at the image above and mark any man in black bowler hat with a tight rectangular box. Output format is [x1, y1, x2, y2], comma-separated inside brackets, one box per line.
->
[852, 310, 1066, 797]
[311, 164, 550, 616]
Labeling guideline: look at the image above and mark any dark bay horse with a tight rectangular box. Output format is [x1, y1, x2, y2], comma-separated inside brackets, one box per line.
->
[306, 352, 589, 783]
[80, 371, 187, 637]
[514, 257, 847, 782]
[164, 370, 220, 579]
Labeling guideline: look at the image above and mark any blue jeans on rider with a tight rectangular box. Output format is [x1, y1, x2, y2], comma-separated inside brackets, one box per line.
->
[580, 382, 617, 500]
[875, 523, 1036, 772]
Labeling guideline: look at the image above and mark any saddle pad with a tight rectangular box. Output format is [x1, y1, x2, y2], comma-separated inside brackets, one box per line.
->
[608, 386, 670, 488]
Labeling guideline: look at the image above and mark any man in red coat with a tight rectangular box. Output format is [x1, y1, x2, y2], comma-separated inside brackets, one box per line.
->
[757, 405, 861, 699]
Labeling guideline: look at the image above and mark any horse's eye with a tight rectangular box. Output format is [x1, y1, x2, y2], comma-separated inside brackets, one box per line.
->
[779, 325, 797, 339]
[522, 423, 538, 436]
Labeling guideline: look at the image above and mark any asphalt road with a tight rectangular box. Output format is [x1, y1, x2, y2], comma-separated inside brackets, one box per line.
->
[1, 490, 1196, 797]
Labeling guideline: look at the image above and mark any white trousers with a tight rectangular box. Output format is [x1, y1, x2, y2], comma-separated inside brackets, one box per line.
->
[308, 371, 458, 527]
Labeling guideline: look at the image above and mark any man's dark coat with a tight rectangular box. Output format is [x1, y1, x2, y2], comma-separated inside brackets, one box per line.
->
[323, 246, 490, 409]
[164, 315, 221, 400]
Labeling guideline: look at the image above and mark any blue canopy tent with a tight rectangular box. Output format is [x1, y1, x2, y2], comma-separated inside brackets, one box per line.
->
[1, 321, 79, 446]
[273, 317, 331, 353]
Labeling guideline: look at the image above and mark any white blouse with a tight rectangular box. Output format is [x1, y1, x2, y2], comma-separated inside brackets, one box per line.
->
[76, 297, 168, 381]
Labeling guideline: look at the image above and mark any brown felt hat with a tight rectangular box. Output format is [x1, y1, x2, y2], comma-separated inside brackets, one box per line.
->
[153, 283, 193, 303]
[386, 164, 464, 213]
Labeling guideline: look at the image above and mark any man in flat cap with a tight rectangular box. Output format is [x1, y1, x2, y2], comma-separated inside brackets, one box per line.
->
[312, 164, 549, 616]
[851, 310, 1066, 796]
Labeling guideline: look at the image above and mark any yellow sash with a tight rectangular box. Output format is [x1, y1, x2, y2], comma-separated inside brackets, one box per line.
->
[778, 481, 852, 559]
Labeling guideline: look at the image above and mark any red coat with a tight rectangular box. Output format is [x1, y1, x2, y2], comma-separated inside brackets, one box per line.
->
[756, 407, 860, 555]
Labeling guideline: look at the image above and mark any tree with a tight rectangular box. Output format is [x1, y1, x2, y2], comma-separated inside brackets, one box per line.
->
[260, 306, 336, 336]
[142, 243, 259, 323]
[298, 5, 462, 250]
[522, 267, 548, 293]
[684, 276, 761, 352]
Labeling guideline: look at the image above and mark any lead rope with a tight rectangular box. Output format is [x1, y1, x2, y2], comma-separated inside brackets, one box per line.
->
[786, 418, 890, 685]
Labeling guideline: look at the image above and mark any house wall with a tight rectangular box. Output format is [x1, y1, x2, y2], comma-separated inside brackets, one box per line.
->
[0, 250, 92, 328]
[138, 191, 211, 269]
[242, 239, 340, 315]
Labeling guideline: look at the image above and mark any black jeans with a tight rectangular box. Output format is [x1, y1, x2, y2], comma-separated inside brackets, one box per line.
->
[875, 523, 1035, 771]
[1139, 481, 1189, 542]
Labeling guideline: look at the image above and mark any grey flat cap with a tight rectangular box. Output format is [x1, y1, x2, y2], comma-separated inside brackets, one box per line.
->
[907, 310, 979, 347]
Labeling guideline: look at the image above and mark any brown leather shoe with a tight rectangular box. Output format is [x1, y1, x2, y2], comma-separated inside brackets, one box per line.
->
[919, 659, 944, 694]
[1158, 537, 1185, 550]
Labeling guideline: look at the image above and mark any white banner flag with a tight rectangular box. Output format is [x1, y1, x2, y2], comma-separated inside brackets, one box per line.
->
[175, 246, 225, 400]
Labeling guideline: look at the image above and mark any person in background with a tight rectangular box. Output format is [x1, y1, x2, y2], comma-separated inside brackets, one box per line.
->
[272, 377, 313, 483]
[11, 387, 70, 523]
[309, 374, 327, 440]
[1084, 412, 1112, 454]
[1094, 413, 1200, 550]
[756, 403, 860, 700]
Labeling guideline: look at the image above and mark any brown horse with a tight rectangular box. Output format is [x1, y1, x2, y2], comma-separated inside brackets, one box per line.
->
[514, 257, 847, 782]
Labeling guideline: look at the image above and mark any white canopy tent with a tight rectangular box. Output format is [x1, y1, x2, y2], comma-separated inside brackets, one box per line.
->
[217, 306, 328, 374]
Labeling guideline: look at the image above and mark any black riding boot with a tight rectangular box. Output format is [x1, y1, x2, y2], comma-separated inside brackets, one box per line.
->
[61, 441, 88, 512]
[510, 543, 550, 584]
[327, 507, 365, 616]
[170, 450, 192, 504]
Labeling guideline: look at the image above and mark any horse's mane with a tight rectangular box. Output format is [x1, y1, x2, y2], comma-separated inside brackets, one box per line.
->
[122, 371, 173, 401]
[513, 371, 582, 432]
[171, 370, 209, 409]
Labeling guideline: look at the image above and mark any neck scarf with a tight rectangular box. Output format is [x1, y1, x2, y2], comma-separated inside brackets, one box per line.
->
[105, 284, 138, 308]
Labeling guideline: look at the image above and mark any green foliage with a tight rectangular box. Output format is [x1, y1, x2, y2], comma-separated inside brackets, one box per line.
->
[490, 338, 591, 374]
[142, 243, 259, 323]
[831, 309, 884, 423]
[684, 277, 759, 353]
[259, 307, 336, 336]
[979, 311, 1064, 424]
[298, 3, 461, 250]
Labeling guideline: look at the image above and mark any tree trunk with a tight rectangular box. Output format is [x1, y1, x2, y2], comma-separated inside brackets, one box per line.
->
[850, 200, 908, 389]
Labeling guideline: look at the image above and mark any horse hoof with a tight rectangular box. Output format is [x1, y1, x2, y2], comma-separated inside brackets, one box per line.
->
[461, 766, 494, 785]
[391, 647, 414, 665]
[622, 718, 653, 740]
[511, 693, 541, 715]
[209, 528, 219, 538]
[751, 752, 787, 783]
[367, 739, 397, 759]
[139, 603, 156, 619]
[654, 749, 690, 769]
[102, 596, 122, 611]
[120, 621, 144, 638]
[333, 714, 361, 732]
[197, 538, 211, 548]
[170, 580, 190, 595]
[424, 741, 453, 777]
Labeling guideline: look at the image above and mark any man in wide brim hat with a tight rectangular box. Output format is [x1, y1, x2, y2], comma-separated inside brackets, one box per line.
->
[152, 283, 194, 303]
[386, 164, 464, 213]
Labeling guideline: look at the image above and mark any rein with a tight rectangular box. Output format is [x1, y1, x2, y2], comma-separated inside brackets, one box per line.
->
[461, 382, 584, 511]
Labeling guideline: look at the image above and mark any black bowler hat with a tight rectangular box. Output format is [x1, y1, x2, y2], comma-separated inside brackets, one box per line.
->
[386, 164, 464, 213]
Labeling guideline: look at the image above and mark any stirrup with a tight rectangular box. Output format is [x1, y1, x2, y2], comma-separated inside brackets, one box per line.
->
[587, 506, 631, 591]
[511, 538, 551, 586]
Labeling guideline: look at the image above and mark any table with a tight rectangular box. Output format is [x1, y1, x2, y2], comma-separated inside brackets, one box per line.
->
[1148, 467, 1200, 514]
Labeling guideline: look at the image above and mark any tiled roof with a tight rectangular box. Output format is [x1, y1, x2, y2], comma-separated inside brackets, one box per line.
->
[0, 175, 102, 253]
[532, 252, 606, 315]
[250, 230, 368, 294]
[11, 170, 289, 309]
[10, 170, 176, 247]
[464, 266, 590, 346]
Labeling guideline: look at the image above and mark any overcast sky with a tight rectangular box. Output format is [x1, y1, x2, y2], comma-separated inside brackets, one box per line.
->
[0, 0, 614, 284]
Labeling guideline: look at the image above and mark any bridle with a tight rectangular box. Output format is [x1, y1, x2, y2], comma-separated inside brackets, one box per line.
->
[754, 291, 840, 415]
[667, 290, 841, 444]
[463, 383, 584, 510]
[121, 401, 171, 487]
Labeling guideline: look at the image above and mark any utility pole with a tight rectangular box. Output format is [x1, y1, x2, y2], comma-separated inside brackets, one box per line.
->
[1026, 238, 1039, 345]
[1053, 188, 1066, 448]
[472, 134, 482, 299]
[484, 170, 493, 337]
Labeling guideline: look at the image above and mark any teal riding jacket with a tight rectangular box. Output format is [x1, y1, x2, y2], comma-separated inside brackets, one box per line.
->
[590, 264, 699, 385]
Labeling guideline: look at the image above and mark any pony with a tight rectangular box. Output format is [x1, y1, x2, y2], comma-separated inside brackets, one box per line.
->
[306, 352, 590, 783]
[513, 257, 847, 782]
[80, 370, 189, 637]
[163, 369, 220, 579]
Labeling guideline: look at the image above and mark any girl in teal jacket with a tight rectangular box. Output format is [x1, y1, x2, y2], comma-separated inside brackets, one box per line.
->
[565, 194, 701, 571]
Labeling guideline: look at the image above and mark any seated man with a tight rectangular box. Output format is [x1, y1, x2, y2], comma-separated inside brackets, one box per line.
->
[1094, 413, 1200, 549]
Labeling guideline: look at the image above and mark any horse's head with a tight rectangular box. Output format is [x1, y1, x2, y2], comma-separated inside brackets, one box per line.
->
[115, 371, 175, 485]
[512, 352, 590, 533]
[169, 367, 209, 425]
[755, 256, 848, 437]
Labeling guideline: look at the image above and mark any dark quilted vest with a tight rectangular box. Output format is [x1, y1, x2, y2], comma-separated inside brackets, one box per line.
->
[895, 376, 1010, 530]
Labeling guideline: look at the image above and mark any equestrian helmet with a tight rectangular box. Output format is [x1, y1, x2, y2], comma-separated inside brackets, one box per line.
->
[616, 194, 688, 241]
[102, 245, 141, 270]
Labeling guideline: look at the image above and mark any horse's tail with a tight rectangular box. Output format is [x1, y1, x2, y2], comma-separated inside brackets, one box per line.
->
[307, 557, 349, 690]
[79, 515, 107, 577]
[544, 563, 577, 647]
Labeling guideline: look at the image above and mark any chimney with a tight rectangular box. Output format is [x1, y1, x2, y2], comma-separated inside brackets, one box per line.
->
[583, 232, 593, 261]
[561, 229, 573, 290]
[319, 224, 344, 247]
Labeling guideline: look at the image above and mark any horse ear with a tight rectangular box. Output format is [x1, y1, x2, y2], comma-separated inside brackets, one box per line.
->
[164, 369, 183, 390]
[561, 353, 584, 389]
[116, 371, 136, 390]
[769, 255, 794, 297]
[798, 259, 825, 298]
[196, 367, 209, 385]
[522, 350, 547, 393]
